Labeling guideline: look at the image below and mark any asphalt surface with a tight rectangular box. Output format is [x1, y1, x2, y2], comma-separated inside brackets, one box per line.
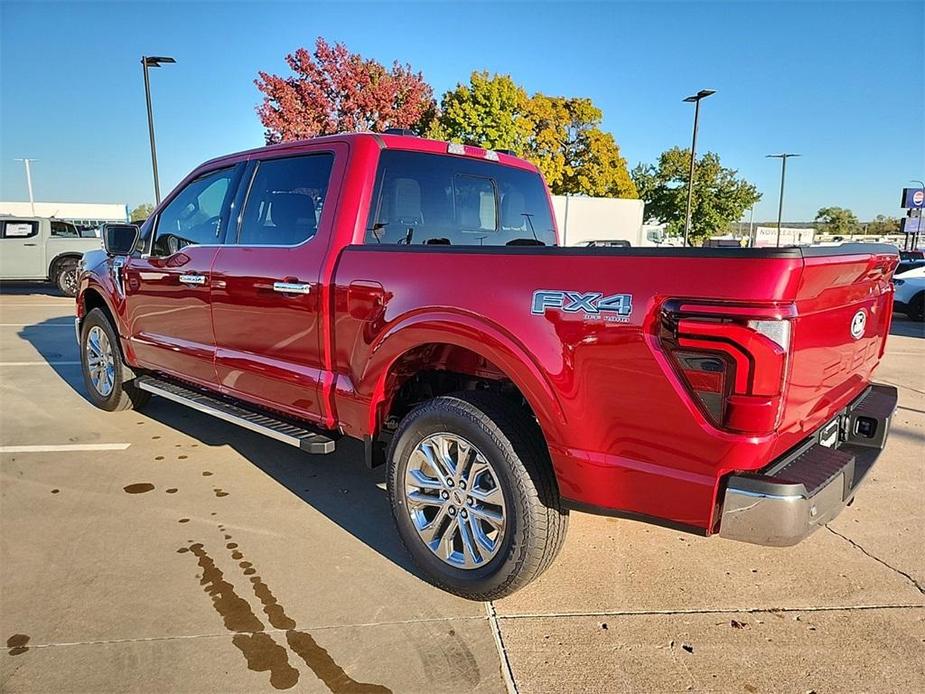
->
[1, 284, 923, 693]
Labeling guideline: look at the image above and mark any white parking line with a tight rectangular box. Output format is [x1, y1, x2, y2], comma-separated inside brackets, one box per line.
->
[0, 443, 131, 453]
[0, 323, 72, 327]
[0, 361, 80, 366]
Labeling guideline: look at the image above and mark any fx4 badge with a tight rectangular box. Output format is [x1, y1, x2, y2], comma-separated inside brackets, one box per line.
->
[531, 290, 633, 323]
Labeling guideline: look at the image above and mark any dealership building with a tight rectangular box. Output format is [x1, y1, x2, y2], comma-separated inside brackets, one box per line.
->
[0, 201, 128, 228]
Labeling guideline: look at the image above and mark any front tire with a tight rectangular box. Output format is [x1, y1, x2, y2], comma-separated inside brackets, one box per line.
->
[80, 308, 150, 411]
[387, 391, 568, 600]
[54, 258, 79, 297]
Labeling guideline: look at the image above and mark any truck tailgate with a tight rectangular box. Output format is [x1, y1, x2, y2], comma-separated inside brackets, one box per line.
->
[774, 248, 898, 454]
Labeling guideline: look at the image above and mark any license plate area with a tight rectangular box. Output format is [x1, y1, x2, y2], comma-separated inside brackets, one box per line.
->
[817, 416, 842, 449]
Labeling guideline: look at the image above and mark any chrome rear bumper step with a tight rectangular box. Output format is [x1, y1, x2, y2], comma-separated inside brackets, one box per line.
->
[135, 376, 336, 454]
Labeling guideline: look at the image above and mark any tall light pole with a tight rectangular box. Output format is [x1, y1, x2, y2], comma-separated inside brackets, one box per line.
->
[767, 153, 800, 247]
[141, 55, 175, 204]
[682, 89, 716, 246]
[13, 158, 37, 216]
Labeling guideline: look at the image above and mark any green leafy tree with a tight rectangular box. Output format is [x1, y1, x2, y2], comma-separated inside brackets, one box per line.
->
[864, 214, 900, 235]
[130, 203, 154, 222]
[632, 147, 760, 244]
[433, 72, 636, 198]
[526, 95, 637, 198]
[814, 207, 860, 236]
[431, 71, 533, 152]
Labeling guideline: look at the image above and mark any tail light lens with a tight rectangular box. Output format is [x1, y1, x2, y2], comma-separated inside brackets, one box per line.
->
[659, 301, 793, 434]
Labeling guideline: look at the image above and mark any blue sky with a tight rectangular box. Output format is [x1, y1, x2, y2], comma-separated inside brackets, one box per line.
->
[1, 1, 922, 221]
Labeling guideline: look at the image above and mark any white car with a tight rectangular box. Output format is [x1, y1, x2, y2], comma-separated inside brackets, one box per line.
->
[893, 265, 925, 322]
[0, 216, 102, 296]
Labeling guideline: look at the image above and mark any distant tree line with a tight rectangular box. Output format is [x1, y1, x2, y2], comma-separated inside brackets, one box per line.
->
[255, 38, 893, 246]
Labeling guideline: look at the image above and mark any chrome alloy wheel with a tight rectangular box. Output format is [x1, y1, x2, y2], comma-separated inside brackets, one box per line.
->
[85, 325, 115, 397]
[404, 433, 507, 569]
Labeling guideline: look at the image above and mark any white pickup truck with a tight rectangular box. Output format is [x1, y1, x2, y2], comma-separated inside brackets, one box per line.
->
[0, 216, 101, 296]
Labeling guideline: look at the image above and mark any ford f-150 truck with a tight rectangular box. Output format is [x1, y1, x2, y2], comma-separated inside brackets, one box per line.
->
[76, 132, 899, 600]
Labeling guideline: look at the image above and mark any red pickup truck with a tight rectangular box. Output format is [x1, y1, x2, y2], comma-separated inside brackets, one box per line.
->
[77, 132, 899, 600]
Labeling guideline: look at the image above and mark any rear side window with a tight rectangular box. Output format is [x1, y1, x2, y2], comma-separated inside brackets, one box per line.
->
[236, 154, 334, 246]
[1, 220, 38, 238]
[365, 151, 556, 246]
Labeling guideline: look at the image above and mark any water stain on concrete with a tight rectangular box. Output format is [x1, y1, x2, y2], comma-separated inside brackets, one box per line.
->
[202, 471, 213, 476]
[6, 634, 30, 656]
[166, 488, 178, 494]
[224, 534, 392, 694]
[154, 456, 165, 461]
[123, 483, 155, 494]
[50, 489, 60, 494]
[214, 489, 229, 498]
[179, 534, 391, 693]
[179, 518, 190, 524]
[185, 542, 299, 690]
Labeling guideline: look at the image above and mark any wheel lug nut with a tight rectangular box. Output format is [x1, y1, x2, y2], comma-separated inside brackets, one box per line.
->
[461, 510, 468, 518]
[459, 481, 466, 490]
[446, 480, 454, 488]
[448, 507, 456, 516]
[466, 498, 474, 506]
[441, 490, 449, 500]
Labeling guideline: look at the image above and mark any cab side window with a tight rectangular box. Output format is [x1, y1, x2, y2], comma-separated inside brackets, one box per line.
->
[236, 154, 334, 246]
[153, 168, 235, 256]
[50, 221, 79, 238]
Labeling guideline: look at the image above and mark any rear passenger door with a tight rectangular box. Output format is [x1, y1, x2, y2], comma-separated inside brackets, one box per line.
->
[209, 144, 346, 424]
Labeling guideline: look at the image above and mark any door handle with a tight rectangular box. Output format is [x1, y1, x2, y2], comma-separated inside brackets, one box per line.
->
[23, 243, 37, 247]
[179, 274, 207, 286]
[273, 281, 311, 295]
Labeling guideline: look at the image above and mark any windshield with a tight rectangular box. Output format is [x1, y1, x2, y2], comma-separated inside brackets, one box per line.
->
[365, 150, 557, 246]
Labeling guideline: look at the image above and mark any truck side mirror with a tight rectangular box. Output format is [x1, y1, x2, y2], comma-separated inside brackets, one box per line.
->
[102, 223, 140, 256]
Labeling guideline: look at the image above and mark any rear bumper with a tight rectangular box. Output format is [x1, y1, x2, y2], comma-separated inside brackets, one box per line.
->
[718, 383, 898, 547]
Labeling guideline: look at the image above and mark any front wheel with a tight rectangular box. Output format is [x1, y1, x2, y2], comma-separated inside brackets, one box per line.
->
[80, 308, 150, 411]
[387, 392, 568, 600]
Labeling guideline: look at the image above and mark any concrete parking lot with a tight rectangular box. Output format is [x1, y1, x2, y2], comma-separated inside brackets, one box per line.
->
[1, 285, 923, 693]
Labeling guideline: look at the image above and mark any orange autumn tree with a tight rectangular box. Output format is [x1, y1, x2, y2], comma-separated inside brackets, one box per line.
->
[255, 38, 435, 144]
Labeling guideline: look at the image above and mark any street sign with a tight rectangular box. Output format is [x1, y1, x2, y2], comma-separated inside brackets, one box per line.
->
[900, 187, 925, 208]
[901, 216, 923, 233]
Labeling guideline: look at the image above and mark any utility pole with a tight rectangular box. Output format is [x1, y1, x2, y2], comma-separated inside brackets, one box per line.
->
[13, 158, 37, 216]
[141, 55, 176, 204]
[682, 89, 716, 246]
[767, 153, 800, 247]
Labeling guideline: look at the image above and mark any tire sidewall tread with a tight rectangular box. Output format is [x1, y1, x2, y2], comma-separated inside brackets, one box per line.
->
[387, 391, 567, 601]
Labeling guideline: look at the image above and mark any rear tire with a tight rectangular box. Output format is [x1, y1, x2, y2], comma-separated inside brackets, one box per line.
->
[54, 258, 79, 297]
[80, 308, 150, 411]
[906, 292, 925, 322]
[387, 391, 568, 600]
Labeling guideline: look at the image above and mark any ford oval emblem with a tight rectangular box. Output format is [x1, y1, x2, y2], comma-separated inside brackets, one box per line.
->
[850, 309, 866, 340]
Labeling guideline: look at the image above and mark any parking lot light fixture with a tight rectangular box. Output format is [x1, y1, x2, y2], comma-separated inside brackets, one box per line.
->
[766, 153, 801, 247]
[141, 56, 176, 205]
[682, 89, 716, 247]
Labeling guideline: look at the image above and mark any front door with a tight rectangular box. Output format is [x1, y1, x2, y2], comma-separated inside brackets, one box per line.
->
[210, 147, 344, 424]
[123, 165, 241, 386]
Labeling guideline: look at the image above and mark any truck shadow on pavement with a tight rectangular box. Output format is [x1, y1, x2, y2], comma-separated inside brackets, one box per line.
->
[889, 316, 925, 338]
[19, 316, 421, 581]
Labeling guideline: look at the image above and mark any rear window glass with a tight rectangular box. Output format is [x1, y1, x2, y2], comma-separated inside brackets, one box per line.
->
[365, 151, 556, 246]
[1, 220, 38, 238]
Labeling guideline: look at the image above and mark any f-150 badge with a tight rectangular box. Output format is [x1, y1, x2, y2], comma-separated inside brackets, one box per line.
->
[531, 290, 633, 322]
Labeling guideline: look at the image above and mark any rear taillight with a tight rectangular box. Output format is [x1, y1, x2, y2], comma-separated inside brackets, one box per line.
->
[659, 301, 794, 434]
